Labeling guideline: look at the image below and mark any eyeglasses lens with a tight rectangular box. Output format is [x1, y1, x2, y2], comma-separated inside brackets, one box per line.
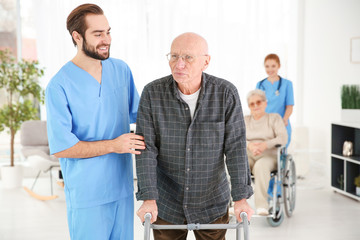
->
[249, 100, 262, 108]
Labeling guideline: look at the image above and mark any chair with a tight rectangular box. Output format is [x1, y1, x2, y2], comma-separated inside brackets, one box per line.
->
[20, 120, 61, 200]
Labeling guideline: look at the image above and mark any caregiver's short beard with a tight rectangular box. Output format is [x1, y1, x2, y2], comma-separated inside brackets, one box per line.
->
[82, 37, 110, 60]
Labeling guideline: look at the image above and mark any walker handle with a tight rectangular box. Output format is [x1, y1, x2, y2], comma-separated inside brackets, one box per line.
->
[143, 213, 152, 240]
[240, 212, 250, 240]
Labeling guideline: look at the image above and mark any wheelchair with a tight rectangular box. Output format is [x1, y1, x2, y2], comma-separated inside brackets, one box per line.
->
[265, 144, 297, 227]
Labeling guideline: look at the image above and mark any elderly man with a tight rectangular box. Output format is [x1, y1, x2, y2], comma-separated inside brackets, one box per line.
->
[136, 32, 254, 240]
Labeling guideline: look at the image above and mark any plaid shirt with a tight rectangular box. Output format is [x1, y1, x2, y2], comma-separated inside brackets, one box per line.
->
[136, 73, 253, 224]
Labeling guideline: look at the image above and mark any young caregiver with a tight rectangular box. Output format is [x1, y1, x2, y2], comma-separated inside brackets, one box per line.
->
[256, 54, 294, 146]
[45, 4, 145, 240]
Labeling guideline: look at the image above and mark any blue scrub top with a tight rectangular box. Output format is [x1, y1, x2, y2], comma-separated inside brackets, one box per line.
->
[46, 58, 139, 209]
[256, 77, 294, 143]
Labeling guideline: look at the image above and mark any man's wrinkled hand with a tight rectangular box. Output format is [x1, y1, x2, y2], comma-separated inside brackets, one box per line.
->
[233, 199, 254, 223]
[137, 200, 158, 224]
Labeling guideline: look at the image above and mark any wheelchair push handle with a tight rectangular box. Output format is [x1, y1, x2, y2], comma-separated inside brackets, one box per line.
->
[143, 212, 249, 240]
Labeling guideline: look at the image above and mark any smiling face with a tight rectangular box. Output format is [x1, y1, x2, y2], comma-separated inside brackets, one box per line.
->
[169, 33, 210, 87]
[81, 14, 111, 60]
[264, 59, 280, 79]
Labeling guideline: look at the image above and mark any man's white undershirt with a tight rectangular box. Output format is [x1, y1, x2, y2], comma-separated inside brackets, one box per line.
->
[178, 88, 201, 120]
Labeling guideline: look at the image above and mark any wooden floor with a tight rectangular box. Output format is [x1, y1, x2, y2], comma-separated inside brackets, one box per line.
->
[0, 174, 360, 240]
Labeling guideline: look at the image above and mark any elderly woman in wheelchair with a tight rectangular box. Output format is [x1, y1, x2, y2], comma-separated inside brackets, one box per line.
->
[244, 89, 288, 217]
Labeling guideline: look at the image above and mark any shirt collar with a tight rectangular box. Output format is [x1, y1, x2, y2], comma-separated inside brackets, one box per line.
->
[169, 73, 207, 103]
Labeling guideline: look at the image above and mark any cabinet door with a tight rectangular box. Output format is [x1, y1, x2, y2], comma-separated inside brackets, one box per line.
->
[346, 161, 360, 195]
[331, 157, 345, 190]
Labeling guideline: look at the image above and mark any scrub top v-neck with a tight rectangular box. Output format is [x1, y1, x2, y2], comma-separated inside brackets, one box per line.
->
[256, 77, 294, 145]
[256, 78, 294, 117]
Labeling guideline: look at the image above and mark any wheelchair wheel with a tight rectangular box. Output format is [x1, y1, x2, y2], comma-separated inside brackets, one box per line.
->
[283, 155, 296, 217]
[267, 205, 284, 227]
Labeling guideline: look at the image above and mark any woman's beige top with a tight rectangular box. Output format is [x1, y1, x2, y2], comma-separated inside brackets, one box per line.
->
[244, 113, 288, 158]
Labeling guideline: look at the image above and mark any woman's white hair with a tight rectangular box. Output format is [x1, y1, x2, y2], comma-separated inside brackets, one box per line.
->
[246, 89, 267, 104]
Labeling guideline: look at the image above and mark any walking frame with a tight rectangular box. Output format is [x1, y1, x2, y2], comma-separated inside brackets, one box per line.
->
[143, 212, 249, 240]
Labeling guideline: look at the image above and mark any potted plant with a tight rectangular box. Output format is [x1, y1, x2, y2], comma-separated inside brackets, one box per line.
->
[355, 175, 360, 196]
[341, 85, 360, 122]
[0, 48, 44, 188]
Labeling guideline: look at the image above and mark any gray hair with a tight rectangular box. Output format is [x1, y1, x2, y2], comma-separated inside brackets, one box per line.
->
[246, 89, 267, 104]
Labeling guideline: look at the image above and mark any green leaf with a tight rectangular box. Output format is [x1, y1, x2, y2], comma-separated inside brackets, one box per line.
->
[341, 85, 360, 109]
[0, 48, 45, 165]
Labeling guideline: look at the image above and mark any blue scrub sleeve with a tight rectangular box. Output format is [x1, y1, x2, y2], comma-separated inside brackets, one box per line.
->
[46, 86, 80, 155]
[127, 70, 140, 124]
[285, 81, 295, 106]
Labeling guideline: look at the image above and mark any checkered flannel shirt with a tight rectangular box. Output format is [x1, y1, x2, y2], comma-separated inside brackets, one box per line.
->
[136, 73, 253, 224]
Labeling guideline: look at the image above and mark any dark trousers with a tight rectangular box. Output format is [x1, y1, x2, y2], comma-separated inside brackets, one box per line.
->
[153, 210, 229, 240]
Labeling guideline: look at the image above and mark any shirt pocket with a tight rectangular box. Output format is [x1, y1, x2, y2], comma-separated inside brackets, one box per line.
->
[193, 122, 225, 151]
[103, 86, 129, 115]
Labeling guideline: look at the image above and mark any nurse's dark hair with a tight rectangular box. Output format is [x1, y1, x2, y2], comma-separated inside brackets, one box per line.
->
[264, 53, 281, 65]
[66, 4, 104, 46]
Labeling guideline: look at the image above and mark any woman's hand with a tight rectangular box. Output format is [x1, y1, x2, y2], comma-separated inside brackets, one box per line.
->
[283, 118, 289, 126]
[256, 142, 268, 154]
[247, 142, 257, 155]
[248, 142, 268, 156]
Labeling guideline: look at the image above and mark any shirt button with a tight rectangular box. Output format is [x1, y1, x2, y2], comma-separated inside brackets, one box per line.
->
[186, 187, 189, 191]
[184, 205, 188, 209]
[187, 148, 190, 151]
[187, 168, 190, 172]
[185, 107, 189, 110]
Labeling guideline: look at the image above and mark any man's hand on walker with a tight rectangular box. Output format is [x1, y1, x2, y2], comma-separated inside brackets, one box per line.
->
[234, 199, 254, 223]
[137, 200, 158, 224]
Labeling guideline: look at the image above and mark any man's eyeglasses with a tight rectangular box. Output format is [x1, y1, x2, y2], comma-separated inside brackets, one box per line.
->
[166, 53, 207, 63]
[249, 100, 264, 108]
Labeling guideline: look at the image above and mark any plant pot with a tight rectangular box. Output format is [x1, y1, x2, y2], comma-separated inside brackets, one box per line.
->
[356, 187, 360, 196]
[341, 109, 360, 123]
[0, 165, 23, 189]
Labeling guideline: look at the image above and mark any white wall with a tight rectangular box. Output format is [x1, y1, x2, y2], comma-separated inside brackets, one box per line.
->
[30, 0, 360, 179]
[33, 0, 299, 120]
[302, 0, 360, 172]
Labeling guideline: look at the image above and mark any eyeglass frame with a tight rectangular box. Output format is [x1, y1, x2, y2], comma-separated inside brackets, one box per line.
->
[166, 53, 208, 63]
[248, 100, 265, 108]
